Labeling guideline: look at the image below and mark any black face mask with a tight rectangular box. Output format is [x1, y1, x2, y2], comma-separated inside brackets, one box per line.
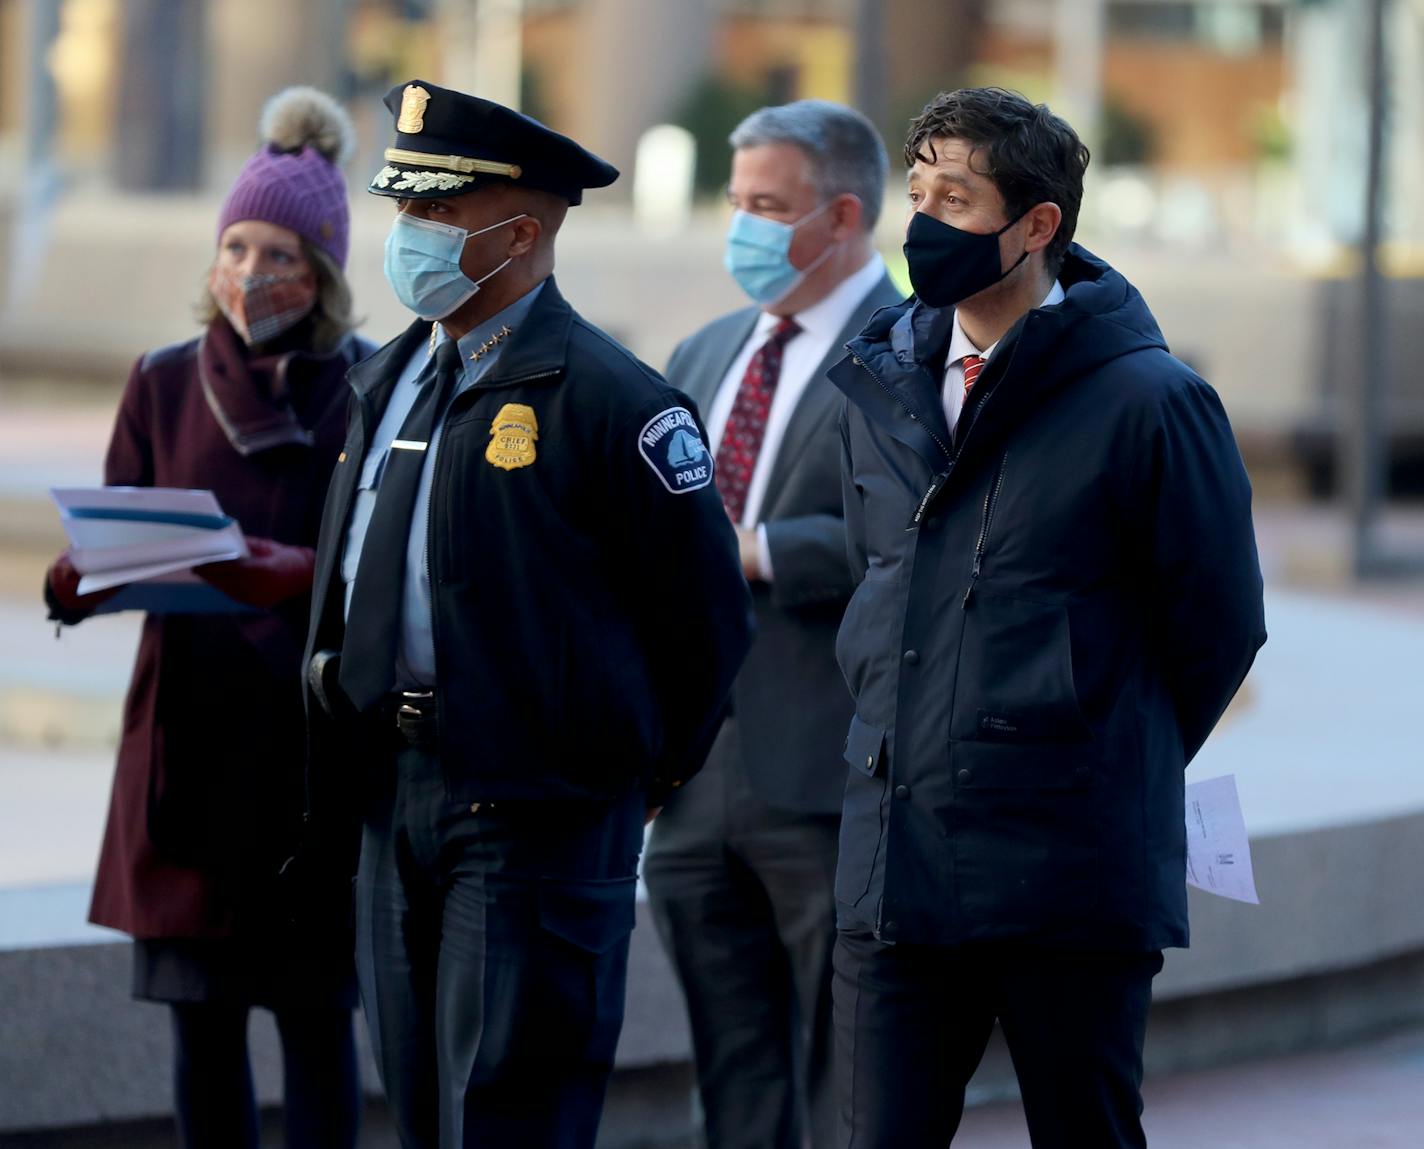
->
[903, 209, 1030, 309]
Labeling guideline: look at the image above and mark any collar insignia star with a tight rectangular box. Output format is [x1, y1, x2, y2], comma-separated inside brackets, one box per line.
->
[470, 325, 514, 363]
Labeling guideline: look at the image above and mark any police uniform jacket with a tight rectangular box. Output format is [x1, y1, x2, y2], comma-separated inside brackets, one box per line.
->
[829, 245, 1267, 953]
[306, 277, 754, 814]
[84, 320, 368, 939]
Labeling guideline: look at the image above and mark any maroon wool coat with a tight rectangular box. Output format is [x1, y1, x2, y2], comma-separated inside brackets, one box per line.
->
[87, 320, 366, 939]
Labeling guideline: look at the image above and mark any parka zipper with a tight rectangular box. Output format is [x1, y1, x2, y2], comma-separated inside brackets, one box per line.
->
[962, 451, 1008, 608]
[848, 352, 953, 529]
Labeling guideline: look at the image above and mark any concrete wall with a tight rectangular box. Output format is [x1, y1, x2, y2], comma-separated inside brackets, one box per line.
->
[6, 805, 1424, 1143]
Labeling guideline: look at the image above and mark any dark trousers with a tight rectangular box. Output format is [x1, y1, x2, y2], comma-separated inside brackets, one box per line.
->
[833, 931, 1163, 1149]
[355, 743, 645, 1149]
[644, 718, 840, 1149]
[169, 1002, 360, 1149]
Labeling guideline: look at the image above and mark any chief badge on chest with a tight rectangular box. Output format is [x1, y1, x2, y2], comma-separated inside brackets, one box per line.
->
[486, 403, 539, 470]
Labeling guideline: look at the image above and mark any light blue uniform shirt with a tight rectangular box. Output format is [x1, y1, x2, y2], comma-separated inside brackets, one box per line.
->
[341, 280, 545, 687]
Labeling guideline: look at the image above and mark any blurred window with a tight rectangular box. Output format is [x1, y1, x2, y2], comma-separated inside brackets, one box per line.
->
[723, 1, 845, 16]
[1108, 1, 1284, 54]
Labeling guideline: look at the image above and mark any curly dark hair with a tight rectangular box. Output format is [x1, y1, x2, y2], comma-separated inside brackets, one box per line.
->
[905, 88, 1090, 274]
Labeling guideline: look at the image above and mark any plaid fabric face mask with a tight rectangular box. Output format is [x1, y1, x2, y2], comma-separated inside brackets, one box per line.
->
[209, 264, 318, 345]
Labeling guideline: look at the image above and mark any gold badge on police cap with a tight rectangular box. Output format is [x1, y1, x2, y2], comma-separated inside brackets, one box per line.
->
[397, 84, 431, 133]
[486, 403, 539, 470]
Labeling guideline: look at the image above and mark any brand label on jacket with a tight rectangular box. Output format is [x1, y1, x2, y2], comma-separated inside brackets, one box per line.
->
[638, 406, 712, 493]
[486, 403, 539, 470]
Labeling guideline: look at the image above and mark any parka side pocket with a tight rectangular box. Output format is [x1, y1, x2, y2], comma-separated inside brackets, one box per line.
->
[834, 714, 890, 909]
[953, 587, 1092, 744]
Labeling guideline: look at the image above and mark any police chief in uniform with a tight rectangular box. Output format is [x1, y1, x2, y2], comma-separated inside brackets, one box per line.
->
[303, 81, 754, 1149]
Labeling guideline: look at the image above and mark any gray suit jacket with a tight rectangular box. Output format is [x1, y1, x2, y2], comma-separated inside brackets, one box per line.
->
[668, 271, 903, 814]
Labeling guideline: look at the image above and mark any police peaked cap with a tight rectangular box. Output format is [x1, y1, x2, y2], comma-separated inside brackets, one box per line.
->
[369, 80, 618, 205]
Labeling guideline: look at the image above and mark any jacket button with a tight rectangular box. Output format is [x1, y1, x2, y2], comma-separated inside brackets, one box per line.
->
[902, 649, 919, 665]
[882, 920, 898, 935]
[956, 768, 972, 784]
[894, 784, 910, 800]
[866, 754, 874, 769]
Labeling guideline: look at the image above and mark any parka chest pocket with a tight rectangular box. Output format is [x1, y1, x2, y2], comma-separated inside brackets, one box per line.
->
[835, 715, 890, 909]
[953, 586, 1092, 744]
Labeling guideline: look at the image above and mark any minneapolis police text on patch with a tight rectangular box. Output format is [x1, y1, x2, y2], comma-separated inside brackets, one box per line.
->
[638, 407, 714, 494]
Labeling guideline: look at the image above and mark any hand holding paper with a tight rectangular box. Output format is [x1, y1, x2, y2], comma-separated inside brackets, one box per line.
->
[195, 537, 316, 609]
[52, 487, 249, 593]
[50, 487, 255, 615]
[44, 549, 122, 624]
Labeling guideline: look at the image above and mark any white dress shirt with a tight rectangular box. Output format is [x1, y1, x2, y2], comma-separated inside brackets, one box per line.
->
[706, 254, 887, 578]
[942, 279, 1066, 431]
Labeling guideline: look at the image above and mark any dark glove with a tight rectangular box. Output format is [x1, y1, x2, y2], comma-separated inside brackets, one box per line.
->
[44, 549, 119, 625]
[195, 537, 316, 609]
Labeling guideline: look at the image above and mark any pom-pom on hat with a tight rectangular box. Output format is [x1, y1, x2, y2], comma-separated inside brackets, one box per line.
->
[369, 80, 617, 206]
[217, 86, 355, 268]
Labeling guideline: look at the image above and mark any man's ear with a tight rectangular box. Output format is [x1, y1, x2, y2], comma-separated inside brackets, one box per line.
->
[508, 214, 542, 257]
[1022, 202, 1062, 257]
[829, 192, 864, 240]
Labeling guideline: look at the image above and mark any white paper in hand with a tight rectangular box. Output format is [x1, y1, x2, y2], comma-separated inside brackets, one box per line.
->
[1185, 774, 1259, 904]
[51, 487, 248, 594]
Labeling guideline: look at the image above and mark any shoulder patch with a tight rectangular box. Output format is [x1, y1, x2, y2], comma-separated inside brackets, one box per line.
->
[637, 406, 713, 494]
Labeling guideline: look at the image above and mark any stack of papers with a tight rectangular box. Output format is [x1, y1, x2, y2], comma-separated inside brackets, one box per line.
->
[51, 487, 251, 614]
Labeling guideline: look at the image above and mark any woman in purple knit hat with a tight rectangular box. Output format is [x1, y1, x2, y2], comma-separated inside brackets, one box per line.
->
[43, 87, 373, 1148]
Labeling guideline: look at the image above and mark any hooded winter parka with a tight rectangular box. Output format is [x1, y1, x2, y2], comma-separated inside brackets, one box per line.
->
[829, 245, 1266, 953]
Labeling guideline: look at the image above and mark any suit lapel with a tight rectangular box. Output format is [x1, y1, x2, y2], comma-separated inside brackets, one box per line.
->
[762, 275, 904, 510]
[681, 308, 760, 415]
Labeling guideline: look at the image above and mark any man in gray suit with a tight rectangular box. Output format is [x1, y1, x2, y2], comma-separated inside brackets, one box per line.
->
[643, 100, 900, 1149]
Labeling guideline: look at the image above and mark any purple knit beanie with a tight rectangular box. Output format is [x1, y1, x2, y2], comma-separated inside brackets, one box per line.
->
[217, 87, 355, 269]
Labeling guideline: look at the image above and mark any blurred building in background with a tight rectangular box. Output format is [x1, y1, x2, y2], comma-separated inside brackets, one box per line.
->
[1, 0, 1421, 493]
[1, 1, 1415, 253]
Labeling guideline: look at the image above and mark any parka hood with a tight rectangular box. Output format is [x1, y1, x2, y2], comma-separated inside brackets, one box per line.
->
[834, 244, 1171, 472]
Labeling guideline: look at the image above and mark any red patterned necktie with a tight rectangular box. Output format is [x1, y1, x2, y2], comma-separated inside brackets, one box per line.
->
[715, 317, 801, 520]
[961, 353, 986, 397]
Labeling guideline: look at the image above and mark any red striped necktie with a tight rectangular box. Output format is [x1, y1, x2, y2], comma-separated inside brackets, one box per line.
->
[715, 317, 801, 521]
[961, 353, 986, 397]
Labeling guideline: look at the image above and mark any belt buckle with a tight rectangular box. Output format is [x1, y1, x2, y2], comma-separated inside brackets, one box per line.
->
[397, 689, 434, 719]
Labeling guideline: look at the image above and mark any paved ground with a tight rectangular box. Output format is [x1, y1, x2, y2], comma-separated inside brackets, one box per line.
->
[955, 1025, 1424, 1148]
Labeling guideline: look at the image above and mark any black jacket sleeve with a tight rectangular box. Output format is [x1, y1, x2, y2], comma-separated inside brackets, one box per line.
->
[614, 394, 754, 803]
[1143, 374, 1267, 762]
[839, 405, 870, 587]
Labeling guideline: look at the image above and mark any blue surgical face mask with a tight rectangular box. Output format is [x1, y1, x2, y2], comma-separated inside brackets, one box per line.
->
[723, 203, 835, 306]
[383, 211, 527, 320]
